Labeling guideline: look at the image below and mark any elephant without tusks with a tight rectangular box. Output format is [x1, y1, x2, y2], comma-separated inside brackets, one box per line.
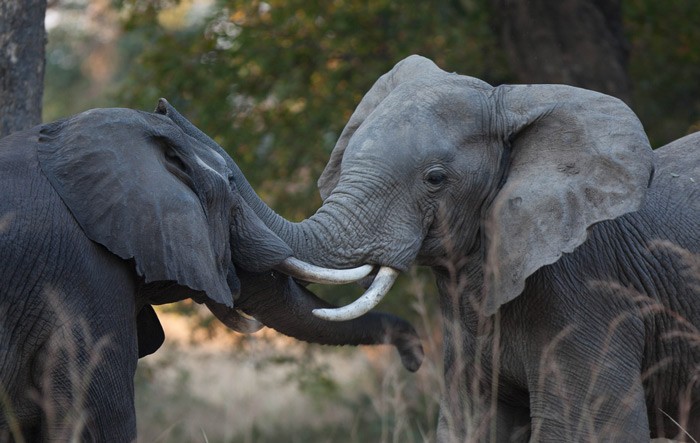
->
[230, 55, 699, 441]
[0, 100, 423, 442]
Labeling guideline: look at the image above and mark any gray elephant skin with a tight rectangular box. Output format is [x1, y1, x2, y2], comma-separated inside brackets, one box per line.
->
[0, 100, 423, 442]
[229, 55, 700, 441]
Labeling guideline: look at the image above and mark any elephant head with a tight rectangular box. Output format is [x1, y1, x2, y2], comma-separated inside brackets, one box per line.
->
[154, 100, 423, 369]
[224, 55, 654, 319]
[34, 101, 423, 369]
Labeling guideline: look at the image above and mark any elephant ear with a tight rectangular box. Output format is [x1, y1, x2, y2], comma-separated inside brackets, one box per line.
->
[481, 85, 655, 315]
[136, 305, 165, 358]
[318, 55, 446, 199]
[37, 108, 238, 307]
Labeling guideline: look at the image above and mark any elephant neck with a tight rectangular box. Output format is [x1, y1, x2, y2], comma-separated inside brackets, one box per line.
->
[433, 253, 484, 327]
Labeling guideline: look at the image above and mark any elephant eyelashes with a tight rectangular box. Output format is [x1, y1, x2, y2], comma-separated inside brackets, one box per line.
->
[425, 168, 447, 187]
[160, 144, 196, 191]
[164, 147, 187, 171]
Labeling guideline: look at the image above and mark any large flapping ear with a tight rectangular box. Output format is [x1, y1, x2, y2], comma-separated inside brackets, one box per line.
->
[318, 55, 443, 199]
[38, 108, 238, 307]
[481, 85, 655, 315]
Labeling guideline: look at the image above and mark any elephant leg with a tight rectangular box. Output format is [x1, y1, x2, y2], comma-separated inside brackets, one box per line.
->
[659, 401, 700, 441]
[529, 381, 649, 442]
[494, 402, 530, 442]
[35, 323, 137, 441]
[31, 285, 140, 442]
[436, 397, 530, 443]
[526, 345, 649, 442]
[685, 404, 700, 440]
[34, 323, 139, 441]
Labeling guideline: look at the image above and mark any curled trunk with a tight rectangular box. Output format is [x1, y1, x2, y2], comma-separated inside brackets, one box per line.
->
[234, 269, 424, 372]
[157, 99, 390, 320]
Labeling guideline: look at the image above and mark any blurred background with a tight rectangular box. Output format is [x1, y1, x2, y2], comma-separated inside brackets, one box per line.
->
[4, 0, 700, 441]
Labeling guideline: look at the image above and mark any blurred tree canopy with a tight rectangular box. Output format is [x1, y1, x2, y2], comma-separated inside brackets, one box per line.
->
[491, 0, 631, 102]
[45, 0, 700, 219]
[108, 0, 699, 214]
[111, 0, 508, 220]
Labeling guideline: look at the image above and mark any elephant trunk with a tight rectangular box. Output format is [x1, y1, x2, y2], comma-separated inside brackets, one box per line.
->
[155, 99, 398, 319]
[266, 208, 405, 322]
[236, 269, 424, 372]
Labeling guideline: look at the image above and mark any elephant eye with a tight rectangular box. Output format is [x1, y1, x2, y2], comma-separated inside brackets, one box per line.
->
[164, 148, 187, 172]
[425, 168, 447, 187]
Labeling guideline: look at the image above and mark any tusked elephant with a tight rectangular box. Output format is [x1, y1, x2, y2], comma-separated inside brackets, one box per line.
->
[0, 100, 423, 442]
[222, 55, 700, 441]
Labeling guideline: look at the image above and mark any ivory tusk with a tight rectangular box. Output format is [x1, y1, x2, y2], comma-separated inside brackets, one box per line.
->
[206, 301, 263, 333]
[275, 257, 374, 285]
[312, 266, 399, 321]
[231, 309, 264, 333]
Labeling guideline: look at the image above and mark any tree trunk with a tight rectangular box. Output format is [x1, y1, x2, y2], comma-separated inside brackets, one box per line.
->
[491, 0, 630, 103]
[0, 0, 47, 137]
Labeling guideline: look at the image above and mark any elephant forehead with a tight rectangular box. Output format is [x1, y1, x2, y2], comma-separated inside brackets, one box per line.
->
[348, 110, 479, 163]
[377, 83, 487, 132]
[348, 116, 447, 161]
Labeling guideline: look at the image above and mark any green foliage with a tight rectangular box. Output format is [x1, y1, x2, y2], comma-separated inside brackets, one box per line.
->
[259, 350, 341, 401]
[114, 0, 506, 220]
[110, 0, 700, 205]
[624, 0, 700, 146]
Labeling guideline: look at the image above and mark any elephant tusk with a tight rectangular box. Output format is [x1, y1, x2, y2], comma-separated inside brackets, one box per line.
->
[312, 266, 399, 321]
[275, 257, 374, 285]
[231, 309, 264, 334]
[206, 301, 264, 333]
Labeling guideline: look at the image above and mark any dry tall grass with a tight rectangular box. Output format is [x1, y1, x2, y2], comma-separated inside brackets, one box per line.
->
[3, 246, 698, 442]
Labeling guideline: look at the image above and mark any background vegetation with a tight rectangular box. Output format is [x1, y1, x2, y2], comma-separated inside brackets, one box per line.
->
[45, 0, 700, 222]
[35, 0, 700, 441]
[43, 0, 700, 311]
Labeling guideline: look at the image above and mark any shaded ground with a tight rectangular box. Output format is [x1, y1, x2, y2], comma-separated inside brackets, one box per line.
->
[135, 312, 442, 443]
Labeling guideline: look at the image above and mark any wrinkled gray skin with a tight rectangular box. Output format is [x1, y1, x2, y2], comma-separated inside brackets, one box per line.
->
[230, 56, 700, 441]
[0, 102, 422, 442]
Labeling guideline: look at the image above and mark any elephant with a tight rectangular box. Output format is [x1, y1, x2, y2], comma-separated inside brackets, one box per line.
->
[0, 100, 423, 442]
[217, 55, 700, 441]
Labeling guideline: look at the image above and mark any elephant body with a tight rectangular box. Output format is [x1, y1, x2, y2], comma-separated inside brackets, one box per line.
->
[438, 134, 700, 441]
[1, 128, 141, 440]
[235, 55, 699, 441]
[0, 103, 423, 441]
